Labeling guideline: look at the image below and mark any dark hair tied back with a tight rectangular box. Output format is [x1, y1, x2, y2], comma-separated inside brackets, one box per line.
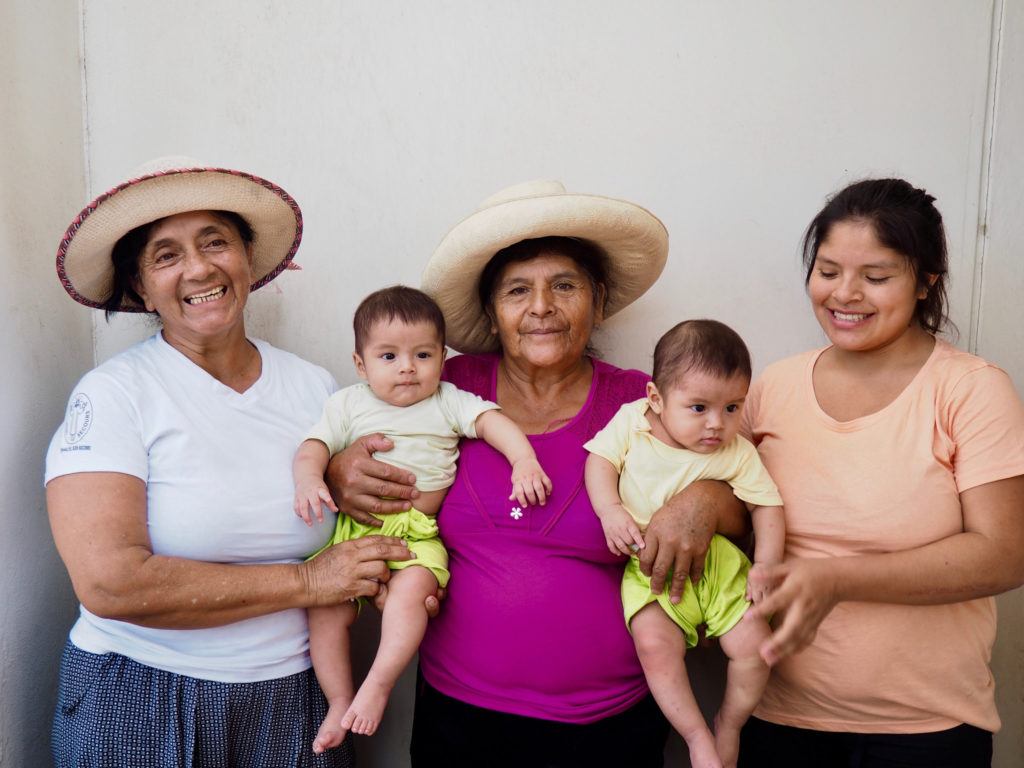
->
[802, 178, 950, 335]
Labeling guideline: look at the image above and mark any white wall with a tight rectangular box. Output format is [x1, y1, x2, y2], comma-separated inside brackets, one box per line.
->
[8, 1, 1021, 766]
[0, 1, 91, 765]
[978, 2, 1024, 760]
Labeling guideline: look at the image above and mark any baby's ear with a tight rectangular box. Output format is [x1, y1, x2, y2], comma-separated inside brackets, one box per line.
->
[646, 381, 663, 414]
[352, 351, 367, 380]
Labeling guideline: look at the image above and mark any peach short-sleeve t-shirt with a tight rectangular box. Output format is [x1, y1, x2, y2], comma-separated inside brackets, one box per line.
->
[744, 340, 1024, 734]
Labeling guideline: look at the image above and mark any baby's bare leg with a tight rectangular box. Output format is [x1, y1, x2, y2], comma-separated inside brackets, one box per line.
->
[714, 612, 772, 768]
[631, 604, 722, 768]
[309, 602, 359, 754]
[342, 565, 438, 736]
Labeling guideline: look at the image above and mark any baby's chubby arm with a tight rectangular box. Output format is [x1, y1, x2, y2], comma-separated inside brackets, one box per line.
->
[293, 439, 339, 525]
[585, 453, 646, 557]
[474, 410, 552, 507]
[746, 504, 785, 603]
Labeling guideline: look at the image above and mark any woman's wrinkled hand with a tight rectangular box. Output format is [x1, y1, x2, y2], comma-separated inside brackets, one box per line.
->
[325, 433, 420, 526]
[747, 557, 839, 666]
[301, 536, 414, 605]
[639, 499, 715, 604]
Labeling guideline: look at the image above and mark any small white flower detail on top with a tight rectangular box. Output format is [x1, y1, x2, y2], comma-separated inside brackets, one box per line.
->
[510, 506, 524, 520]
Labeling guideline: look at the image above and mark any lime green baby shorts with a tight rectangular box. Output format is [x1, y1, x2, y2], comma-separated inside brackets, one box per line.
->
[621, 533, 750, 648]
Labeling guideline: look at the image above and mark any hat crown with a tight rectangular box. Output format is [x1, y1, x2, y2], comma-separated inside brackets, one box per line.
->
[129, 155, 204, 178]
[478, 180, 567, 210]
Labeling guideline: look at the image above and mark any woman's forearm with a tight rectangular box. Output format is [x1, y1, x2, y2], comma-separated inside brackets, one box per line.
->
[651, 479, 749, 545]
[688, 479, 749, 538]
[48, 472, 312, 627]
[827, 531, 1023, 606]
[833, 475, 1024, 605]
[752, 476, 1024, 663]
[48, 472, 408, 629]
[82, 550, 311, 628]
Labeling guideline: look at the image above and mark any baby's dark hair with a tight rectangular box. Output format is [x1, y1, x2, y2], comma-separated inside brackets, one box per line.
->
[353, 285, 446, 353]
[652, 319, 752, 391]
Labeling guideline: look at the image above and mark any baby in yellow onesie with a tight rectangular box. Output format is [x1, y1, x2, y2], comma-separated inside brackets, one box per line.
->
[293, 286, 551, 754]
[584, 319, 784, 768]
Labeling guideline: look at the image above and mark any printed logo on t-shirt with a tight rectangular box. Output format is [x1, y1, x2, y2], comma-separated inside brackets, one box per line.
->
[63, 393, 93, 445]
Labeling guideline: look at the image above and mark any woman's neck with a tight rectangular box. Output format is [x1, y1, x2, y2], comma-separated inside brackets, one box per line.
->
[496, 355, 595, 434]
[161, 324, 262, 393]
[499, 354, 592, 399]
[824, 324, 936, 375]
[813, 325, 936, 422]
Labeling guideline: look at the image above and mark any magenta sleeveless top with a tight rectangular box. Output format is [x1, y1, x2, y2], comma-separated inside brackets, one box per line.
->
[418, 353, 650, 723]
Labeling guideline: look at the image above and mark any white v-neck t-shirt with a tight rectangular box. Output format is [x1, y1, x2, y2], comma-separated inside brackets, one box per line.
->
[46, 333, 337, 682]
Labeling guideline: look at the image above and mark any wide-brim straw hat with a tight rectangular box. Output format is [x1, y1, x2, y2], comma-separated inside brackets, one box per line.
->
[422, 180, 668, 354]
[56, 155, 302, 311]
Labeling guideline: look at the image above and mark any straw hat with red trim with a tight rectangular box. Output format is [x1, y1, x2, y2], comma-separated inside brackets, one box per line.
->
[56, 156, 302, 312]
[421, 180, 668, 354]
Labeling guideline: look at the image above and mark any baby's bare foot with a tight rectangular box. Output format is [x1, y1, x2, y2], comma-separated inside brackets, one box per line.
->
[340, 676, 393, 736]
[312, 699, 351, 754]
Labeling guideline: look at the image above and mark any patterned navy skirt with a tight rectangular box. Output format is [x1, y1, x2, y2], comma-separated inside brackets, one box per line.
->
[53, 641, 355, 768]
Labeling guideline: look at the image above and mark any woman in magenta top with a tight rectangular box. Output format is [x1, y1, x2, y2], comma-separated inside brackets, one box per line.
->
[330, 181, 748, 767]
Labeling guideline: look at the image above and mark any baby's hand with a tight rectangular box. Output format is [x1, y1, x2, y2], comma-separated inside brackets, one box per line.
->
[746, 562, 773, 604]
[597, 506, 646, 557]
[293, 478, 338, 526]
[509, 457, 553, 507]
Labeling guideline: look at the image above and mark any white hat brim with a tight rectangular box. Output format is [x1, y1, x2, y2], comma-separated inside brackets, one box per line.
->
[422, 191, 668, 354]
[57, 163, 302, 311]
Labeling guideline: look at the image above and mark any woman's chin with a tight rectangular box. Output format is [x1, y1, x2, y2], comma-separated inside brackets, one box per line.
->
[514, 334, 587, 364]
[165, 309, 247, 346]
[520, 345, 583, 368]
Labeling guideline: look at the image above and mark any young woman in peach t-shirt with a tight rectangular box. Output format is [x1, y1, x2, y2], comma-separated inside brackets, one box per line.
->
[738, 179, 1024, 767]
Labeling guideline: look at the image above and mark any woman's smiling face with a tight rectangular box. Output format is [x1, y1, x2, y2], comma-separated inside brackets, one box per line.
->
[808, 220, 929, 355]
[488, 251, 604, 371]
[134, 210, 254, 347]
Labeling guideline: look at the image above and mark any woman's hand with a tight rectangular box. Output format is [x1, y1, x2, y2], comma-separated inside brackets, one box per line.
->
[301, 536, 415, 605]
[325, 433, 420, 526]
[640, 480, 748, 603]
[747, 558, 839, 666]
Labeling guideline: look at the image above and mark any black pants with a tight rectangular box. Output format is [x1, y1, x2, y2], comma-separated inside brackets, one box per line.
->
[410, 671, 670, 768]
[738, 716, 993, 768]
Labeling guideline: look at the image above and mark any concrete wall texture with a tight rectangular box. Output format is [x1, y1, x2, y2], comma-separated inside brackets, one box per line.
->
[3, 2, 1022, 766]
[1, 1, 91, 766]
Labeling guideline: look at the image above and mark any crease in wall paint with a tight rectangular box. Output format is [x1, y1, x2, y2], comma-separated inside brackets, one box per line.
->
[77, 0, 100, 367]
[969, 0, 1005, 354]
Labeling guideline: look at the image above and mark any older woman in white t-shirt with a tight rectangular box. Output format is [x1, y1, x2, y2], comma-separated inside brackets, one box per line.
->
[45, 158, 412, 768]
